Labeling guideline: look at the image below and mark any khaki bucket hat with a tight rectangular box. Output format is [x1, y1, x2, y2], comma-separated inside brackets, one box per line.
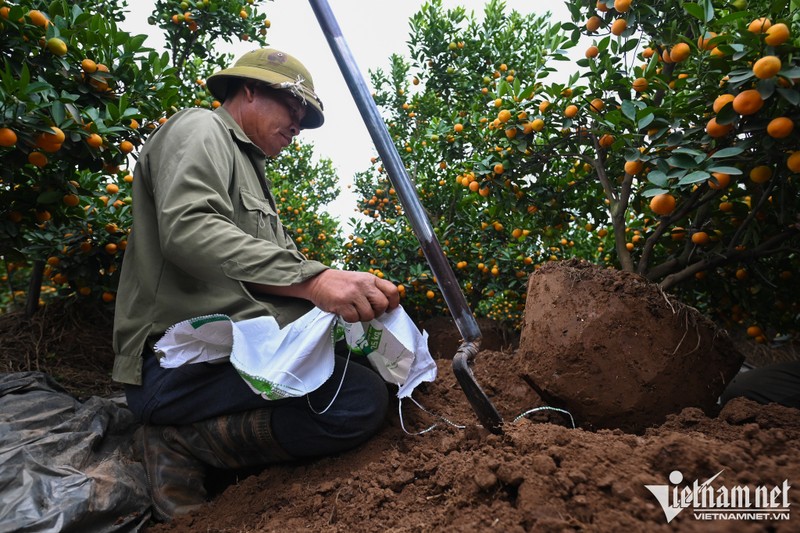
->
[207, 48, 324, 129]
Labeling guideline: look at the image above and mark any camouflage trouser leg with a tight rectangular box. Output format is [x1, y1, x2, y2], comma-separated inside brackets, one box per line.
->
[134, 406, 290, 522]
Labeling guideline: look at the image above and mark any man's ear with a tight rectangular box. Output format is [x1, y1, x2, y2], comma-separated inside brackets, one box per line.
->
[242, 83, 258, 102]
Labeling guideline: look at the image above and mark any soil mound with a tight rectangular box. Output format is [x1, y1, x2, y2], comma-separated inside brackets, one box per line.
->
[148, 261, 798, 532]
[517, 259, 744, 433]
[151, 356, 799, 532]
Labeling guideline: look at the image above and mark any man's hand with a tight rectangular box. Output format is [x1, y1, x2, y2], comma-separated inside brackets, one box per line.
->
[305, 270, 400, 323]
[249, 269, 400, 323]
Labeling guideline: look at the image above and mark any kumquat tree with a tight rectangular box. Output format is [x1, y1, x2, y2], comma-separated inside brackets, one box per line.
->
[344, 0, 578, 327]
[0, 0, 177, 314]
[563, 0, 800, 343]
[1, 0, 341, 315]
[3, 0, 797, 352]
[267, 141, 343, 267]
[149, 0, 273, 107]
[344, 0, 799, 344]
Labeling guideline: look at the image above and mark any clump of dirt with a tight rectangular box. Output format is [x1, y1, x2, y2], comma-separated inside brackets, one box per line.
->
[148, 261, 798, 533]
[517, 259, 744, 433]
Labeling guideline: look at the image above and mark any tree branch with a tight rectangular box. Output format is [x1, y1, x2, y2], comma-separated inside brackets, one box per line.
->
[637, 185, 706, 277]
[658, 227, 800, 290]
[614, 172, 635, 271]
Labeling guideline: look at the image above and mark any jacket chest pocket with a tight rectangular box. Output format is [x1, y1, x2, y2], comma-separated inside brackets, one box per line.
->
[238, 188, 280, 242]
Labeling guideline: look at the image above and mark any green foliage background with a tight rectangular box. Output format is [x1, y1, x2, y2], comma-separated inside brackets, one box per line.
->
[0, 0, 341, 312]
[1, 0, 798, 350]
[343, 0, 799, 343]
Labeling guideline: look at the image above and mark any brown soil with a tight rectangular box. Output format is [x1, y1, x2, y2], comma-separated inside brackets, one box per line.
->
[0, 298, 121, 399]
[517, 260, 744, 433]
[2, 261, 798, 532]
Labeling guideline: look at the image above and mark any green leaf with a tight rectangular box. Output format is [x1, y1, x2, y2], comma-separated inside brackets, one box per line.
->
[667, 154, 699, 169]
[727, 71, 754, 85]
[647, 170, 669, 187]
[678, 170, 710, 185]
[683, 3, 705, 20]
[716, 104, 737, 124]
[85, 107, 101, 123]
[70, 3, 83, 23]
[779, 66, 800, 78]
[672, 147, 706, 157]
[668, 169, 687, 180]
[37, 190, 63, 204]
[666, 132, 684, 146]
[59, 90, 79, 103]
[119, 93, 129, 114]
[64, 103, 81, 124]
[643, 187, 669, 197]
[776, 88, 800, 106]
[706, 165, 743, 175]
[121, 107, 140, 119]
[48, 0, 65, 18]
[22, 82, 54, 97]
[637, 113, 655, 130]
[624, 147, 641, 162]
[663, 170, 692, 185]
[756, 79, 776, 100]
[710, 146, 745, 158]
[105, 101, 119, 122]
[20, 63, 30, 90]
[621, 100, 637, 121]
[498, 81, 509, 97]
[731, 47, 749, 61]
[701, 0, 715, 22]
[128, 34, 148, 52]
[51, 101, 65, 125]
[716, 11, 752, 24]
[519, 84, 536, 101]
[620, 38, 639, 53]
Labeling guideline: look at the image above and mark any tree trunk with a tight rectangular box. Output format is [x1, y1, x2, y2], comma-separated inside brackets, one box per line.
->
[25, 260, 44, 318]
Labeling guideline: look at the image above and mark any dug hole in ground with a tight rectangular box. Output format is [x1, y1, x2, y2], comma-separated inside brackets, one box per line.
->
[151, 259, 799, 532]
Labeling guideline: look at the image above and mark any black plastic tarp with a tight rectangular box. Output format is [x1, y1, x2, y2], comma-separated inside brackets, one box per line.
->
[0, 372, 149, 532]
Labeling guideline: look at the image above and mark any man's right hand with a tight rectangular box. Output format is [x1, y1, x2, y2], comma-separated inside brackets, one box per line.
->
[305, 269, 400, 323]
[249, 269, 400, 323]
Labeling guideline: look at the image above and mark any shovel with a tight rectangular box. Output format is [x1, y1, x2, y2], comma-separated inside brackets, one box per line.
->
[309, 0, 503, 433]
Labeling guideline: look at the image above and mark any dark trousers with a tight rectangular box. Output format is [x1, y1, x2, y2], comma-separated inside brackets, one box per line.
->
[125, 349, 389, 458]
[720, 361, 800, 409]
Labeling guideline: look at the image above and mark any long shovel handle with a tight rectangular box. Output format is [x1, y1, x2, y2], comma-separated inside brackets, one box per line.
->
[308, 0, 502, 433]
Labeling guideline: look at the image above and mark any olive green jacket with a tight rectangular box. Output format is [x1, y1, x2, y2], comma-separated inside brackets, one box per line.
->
[112, 107, 328, 385]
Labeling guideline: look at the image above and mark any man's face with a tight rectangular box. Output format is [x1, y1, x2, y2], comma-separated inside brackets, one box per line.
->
[240, 85, 307, 157]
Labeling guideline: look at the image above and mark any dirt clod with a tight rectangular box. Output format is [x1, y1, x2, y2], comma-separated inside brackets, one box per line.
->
[518, 259, 744, 432]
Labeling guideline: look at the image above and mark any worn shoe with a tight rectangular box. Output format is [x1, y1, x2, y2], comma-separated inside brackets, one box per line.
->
[133, 425, 207, 522]
[133, 408, 291, 522]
